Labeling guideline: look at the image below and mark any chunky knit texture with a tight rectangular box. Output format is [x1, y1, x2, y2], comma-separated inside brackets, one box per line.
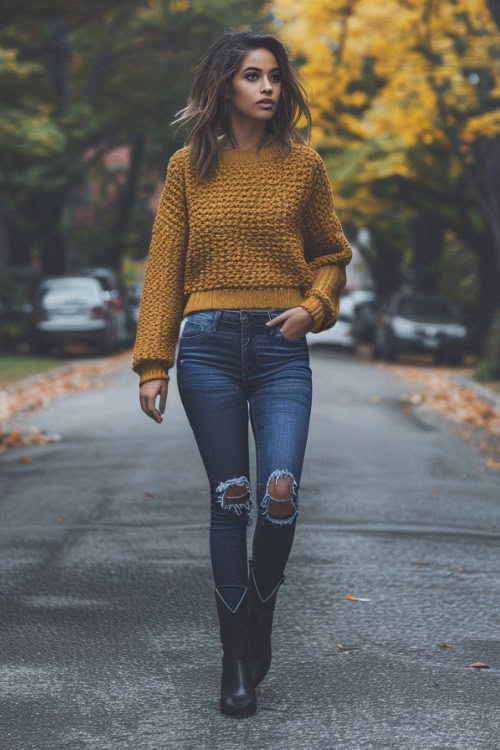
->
[132, 140, 353, 385]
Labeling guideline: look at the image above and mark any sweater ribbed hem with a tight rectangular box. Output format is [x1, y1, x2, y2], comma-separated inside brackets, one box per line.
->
[183, 287, 306, 315]
[137, 362, 170, 387]
[299, 296, 326, 333]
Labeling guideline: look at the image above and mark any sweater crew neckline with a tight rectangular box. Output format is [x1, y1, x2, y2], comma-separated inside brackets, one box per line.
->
[218, 141, 287, 165]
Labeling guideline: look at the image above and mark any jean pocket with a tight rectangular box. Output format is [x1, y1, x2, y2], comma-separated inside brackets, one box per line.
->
[277, 325, 305, 342]
[181, 312, 212, 340]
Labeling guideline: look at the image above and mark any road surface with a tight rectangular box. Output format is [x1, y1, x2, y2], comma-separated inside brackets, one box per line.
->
[1, 345, 499, 749]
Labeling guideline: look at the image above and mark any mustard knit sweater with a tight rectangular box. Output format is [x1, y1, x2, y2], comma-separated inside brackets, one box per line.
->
[132, 140, 353, 385]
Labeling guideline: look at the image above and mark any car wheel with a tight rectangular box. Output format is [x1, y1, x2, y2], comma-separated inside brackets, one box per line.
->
[30, 336, 50, 356]
[446, 352, 463, 367]
[371, 332, 382, 360]
[382, 334, 396, 361]
[96, 329, 115, 356]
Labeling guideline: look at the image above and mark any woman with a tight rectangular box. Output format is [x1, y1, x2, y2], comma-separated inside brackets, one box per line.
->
[132, 29, 352, 718]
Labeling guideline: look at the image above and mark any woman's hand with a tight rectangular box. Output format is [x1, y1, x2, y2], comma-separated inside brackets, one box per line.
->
[139, 379, 168, 423]
[265, 306, 315, 339]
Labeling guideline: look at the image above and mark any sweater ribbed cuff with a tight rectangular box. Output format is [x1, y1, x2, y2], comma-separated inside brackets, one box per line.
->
[137, 362, 170, 387]
[300, 295, 326, 333]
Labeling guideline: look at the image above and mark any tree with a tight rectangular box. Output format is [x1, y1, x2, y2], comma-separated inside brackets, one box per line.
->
[274, 0, 500, 349]
[0, 0, 270, 275]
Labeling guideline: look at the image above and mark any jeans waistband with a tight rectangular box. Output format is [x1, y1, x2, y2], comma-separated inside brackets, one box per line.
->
[185, 308, 290, 332]
[219, 308, 288, 320]
[187, 307, 289, 320]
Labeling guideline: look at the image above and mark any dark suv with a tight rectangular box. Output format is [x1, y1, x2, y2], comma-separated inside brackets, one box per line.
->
[372, 292, 468, 365]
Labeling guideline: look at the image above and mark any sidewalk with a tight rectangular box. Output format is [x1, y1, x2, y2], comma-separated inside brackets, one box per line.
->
[372, 359, 500, 472]
[0, 349, 132, 451]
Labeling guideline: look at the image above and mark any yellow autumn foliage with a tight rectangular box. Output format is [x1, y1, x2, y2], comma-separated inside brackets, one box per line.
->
[274, 0, 500, 167]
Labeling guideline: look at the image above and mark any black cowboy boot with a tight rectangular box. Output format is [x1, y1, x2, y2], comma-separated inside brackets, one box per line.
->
[214, 586, 257, 717]
[248, 558, 286, 687]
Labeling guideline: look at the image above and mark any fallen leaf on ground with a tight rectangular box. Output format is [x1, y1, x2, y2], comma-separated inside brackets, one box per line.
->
[0, 350, 130, 435]
[467, 661, 490, 669]
[485, 457, 500, 470]
[18, 455, 32, 463]
[439, 642, 453, 648]
[377, 363, 500, 446]
[1, 428, 63, 453]
[345, 592, 371, 601]
[414, 561, 432, 566]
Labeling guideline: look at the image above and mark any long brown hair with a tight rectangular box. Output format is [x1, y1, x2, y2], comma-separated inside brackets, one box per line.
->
[170, 29, 312, 181]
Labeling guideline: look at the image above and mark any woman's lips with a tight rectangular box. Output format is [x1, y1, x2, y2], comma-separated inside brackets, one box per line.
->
[256, 102, 274, 109]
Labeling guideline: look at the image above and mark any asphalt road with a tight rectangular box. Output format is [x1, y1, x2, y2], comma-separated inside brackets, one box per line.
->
[1, 345, 499, 750]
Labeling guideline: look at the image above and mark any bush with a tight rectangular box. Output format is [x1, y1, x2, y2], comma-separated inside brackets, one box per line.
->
[0, 268, 39, 351]
[474, 309, 500, 381]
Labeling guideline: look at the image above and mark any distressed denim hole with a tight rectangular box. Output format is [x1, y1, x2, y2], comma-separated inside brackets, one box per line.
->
[259, 469, 299, 526]
[214, 476, 253, 526]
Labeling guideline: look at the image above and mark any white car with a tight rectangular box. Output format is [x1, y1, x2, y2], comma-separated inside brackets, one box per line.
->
[305, 293, 360, 351]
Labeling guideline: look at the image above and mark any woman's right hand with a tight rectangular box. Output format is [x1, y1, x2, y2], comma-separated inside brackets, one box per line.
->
[139, 379, 168, 423]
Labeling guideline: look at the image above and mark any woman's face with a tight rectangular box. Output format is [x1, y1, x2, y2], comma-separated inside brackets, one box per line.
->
[225, 47, 282, 123]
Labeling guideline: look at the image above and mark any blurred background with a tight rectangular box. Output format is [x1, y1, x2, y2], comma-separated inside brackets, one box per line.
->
[0, 0, 499, 385]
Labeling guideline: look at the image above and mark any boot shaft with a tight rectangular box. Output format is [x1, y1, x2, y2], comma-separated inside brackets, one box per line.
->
[214, 586, 251, 661]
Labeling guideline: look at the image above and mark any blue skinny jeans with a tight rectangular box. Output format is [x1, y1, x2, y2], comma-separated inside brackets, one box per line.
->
[177, 308, 312, 611]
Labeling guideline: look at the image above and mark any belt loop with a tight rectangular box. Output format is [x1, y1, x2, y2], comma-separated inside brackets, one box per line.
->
[211, 309, 221, 332]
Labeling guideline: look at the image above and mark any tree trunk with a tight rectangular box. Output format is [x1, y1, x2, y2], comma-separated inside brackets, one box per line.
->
[408, 215, 445, 293]
[33, 198, 67, 275]
[107, 134, 145, 270]
[0, 199, 11, 268]
[358, 225, 403, 299]
[474, 230, 499, 355]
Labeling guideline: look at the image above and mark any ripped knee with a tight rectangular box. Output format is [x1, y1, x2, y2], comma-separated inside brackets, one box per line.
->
[214, 476, 253, 523]
[260, 469, 299, 526]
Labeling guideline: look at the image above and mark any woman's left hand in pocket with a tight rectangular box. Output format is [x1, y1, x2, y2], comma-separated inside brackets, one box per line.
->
[265, 306, 314, 339]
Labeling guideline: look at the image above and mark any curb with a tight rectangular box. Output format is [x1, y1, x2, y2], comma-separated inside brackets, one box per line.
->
[447, 374, 500, 412]
[0, 358, 104, 395]
[0, 352, 131, 424]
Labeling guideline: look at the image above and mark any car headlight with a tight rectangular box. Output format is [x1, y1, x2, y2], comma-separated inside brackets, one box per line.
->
[391, 316, 416, 336]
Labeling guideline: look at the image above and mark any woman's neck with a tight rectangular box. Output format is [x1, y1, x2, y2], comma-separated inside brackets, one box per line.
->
[218, 132, 269, 151]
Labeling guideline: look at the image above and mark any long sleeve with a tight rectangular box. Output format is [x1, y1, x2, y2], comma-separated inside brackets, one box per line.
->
[132, 150, 188, 385]
[299, 153, 353, 333]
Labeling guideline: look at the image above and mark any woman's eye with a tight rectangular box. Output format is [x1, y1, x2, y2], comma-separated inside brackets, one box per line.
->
[245, 73, 281, 81]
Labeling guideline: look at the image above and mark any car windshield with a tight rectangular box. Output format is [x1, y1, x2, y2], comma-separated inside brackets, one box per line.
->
[40, 284, 101, 306]
[398, 297, 456, 321]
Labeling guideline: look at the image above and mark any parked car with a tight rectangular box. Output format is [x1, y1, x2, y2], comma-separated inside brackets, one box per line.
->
[371, 291, 468, 365]
[30, 275, 124, 355]
[126, 280, 143, 326]
[81, 267, 134, 344]
[351, 299, 378, 345]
